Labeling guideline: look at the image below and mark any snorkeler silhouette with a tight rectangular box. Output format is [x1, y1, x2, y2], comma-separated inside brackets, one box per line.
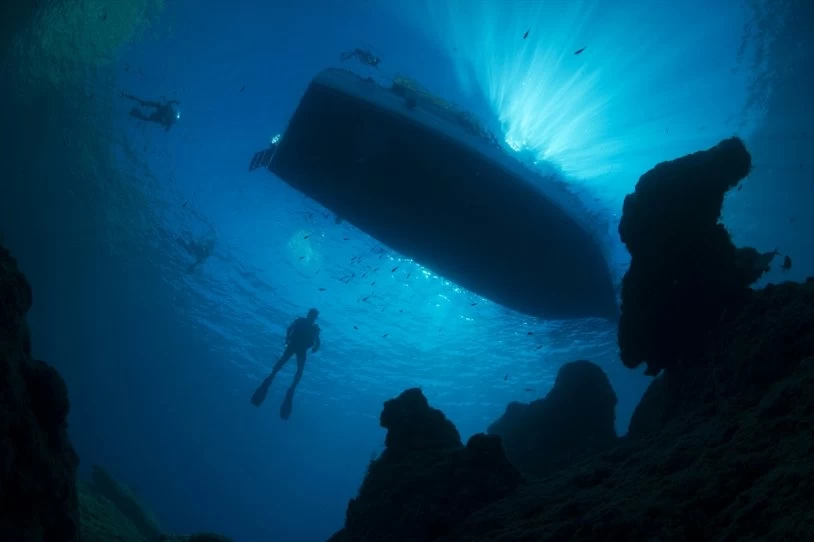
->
[123, 93, 180, 131]
[251, 308, 321, 420]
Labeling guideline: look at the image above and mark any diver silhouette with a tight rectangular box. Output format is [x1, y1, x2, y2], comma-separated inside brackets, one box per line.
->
[177, 236, 215, 273]
[123, 93, 180, 131]
[251, 308, 321, 420]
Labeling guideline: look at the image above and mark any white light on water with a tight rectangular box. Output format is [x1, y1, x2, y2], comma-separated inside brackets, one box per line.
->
[401, 0, 764, 197]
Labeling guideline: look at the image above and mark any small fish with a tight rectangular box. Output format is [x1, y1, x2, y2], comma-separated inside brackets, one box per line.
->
[181, 201, 187, 208]
[406, 272, 411, 279]
[371, 281, 376, 286]
[535, 345, 543, 350]
[303, 234, 310, 239]
[343, 237, 350, 241]
[523, 29, 530, 39]
[353, 325, 358, 330]
[504, 374, 508, 381]
[737, 185, 743, 191]
[382, 333, 388, 338]
[318, 287, 326, 291]
[240, 84, 245, 92]
[527, 331, 534, 336]
[524, 388, 534, 392]
[391, 266, 398, 272]
[470, 302, 478, 306]
[789, 217, 797, 224]
[782, 255, 792, 272]
[298, 256, 305, 260]
[574, 46, 587, 55]
[362, 296, 369, 301]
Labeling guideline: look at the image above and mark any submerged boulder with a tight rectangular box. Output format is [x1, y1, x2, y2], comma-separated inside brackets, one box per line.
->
[617, 137, 778, 376]
[329, 388, 524, 542]
[444, 279, 814, 541]
[0, 244, 80, 541]
[488, 360, 619, 477]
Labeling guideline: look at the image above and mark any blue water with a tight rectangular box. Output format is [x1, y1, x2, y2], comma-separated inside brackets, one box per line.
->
[1, 0, 811, 540]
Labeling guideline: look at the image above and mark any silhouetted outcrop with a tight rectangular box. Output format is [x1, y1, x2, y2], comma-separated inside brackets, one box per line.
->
[488, 360, 618, 477]
[628, 278, 814, 437]
[443, 279, 814, 541]
[617, 137, 778, 376]
[328, 388, 524, 542]
[0, 244, 80, 541]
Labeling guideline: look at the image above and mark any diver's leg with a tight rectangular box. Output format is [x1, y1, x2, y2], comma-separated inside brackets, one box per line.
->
[279, 350, 306, 418]
[288, 350, 307, 394]
[251, 345, 294, 406]
[269, 345, 296, 382]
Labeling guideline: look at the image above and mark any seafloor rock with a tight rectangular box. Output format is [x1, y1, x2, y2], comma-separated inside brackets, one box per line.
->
[628, 278, 814, 437]
[442, 279, 814, 541]
[617, 137, 778, 376]
[0, 244, 80, 541]
[80, 465, 237, 542]
[79, 482, 149, 542]
[488, 360, 618, 478]
[90, 464, 163, 541]
[328, 388, 524, 542]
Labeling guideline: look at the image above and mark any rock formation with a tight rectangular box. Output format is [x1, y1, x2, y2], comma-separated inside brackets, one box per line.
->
[617, 137, 778, 376]
[329, 388, 524, 542]
[0, 244, 80, 541]
[0, 243, 235, 542]
[488, 360, 618, 478]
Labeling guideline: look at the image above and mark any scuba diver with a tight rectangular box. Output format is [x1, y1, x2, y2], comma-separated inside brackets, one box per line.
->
[123, 93, 180, 131]
[177, 236, 215, 273]
[251, 308, 321, 420]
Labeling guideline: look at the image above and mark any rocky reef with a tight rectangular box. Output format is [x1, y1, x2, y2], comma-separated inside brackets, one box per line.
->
[488, 360, 618, 478]
[0, 243, 235, 542]
[0, 244, 80, 541]
[78, 463, 236, 542]
[328, 388, 524, 542]
[617, 137, 778, 376]
[330, 137, 814, 541]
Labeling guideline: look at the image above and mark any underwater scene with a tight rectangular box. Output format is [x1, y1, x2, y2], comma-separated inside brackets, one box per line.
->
[1, 0, 812, 541]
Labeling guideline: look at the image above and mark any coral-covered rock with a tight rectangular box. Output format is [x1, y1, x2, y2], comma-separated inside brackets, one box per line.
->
[0, 244, 80, 542]
[488, 360, 618, 478]
[443, 279, 814, 541]
[329, 388, 524, 542]
[80, 465, 237, 542]
[90, 464, 163, 542]
[79, 482, 149, 542]
[617, 137, 778, 376]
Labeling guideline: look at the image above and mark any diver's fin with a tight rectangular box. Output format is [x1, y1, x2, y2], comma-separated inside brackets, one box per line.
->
[280, 389, 294, 420]
[251, 378, 272, 407]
